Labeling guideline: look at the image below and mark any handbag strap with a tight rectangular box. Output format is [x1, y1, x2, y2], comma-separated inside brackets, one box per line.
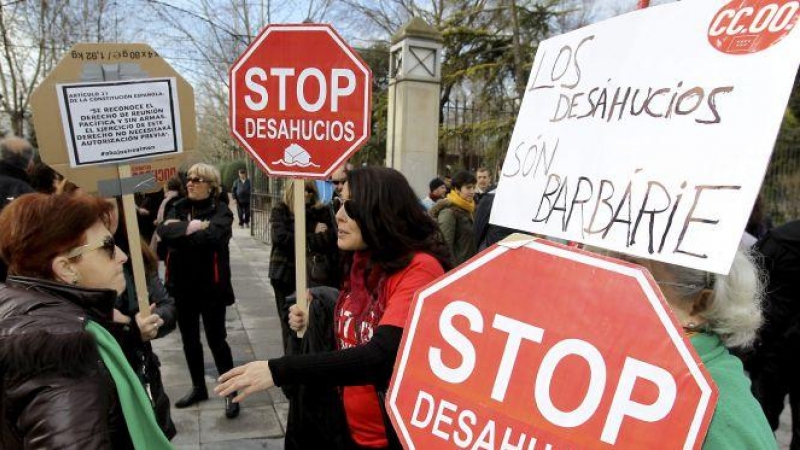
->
[376, 388, 403, 450]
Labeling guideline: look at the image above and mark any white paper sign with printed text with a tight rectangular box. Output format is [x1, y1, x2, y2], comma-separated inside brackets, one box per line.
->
[490, 0, 800, 274]
[57, 77, 183, 167]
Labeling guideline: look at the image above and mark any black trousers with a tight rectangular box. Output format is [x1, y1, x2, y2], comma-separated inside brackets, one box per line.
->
[236, 201, 250, 226]
[176, 298, 234, 388]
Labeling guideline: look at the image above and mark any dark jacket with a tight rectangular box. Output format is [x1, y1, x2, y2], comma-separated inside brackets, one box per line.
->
[113, 269, 177, 439]
[473, 189, 518, 251]
[0, 161, 33, 282]
[749, 221, 800, 368]
[284, 287, 349, 450]
[0, 276, 134, 450]
[0, 161, 34, 211]
[232, 177, 251, 203]
[157, 195, 235, 305]
[430, 199, 477, 265]
[269, 202, 340, 287]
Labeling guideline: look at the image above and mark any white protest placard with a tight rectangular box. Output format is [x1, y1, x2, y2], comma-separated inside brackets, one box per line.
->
[491, 0, 800, 274]
[56, 77, 183, 167]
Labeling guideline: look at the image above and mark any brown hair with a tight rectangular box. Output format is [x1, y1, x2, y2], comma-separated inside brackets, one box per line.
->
[0, 193, 113, 279]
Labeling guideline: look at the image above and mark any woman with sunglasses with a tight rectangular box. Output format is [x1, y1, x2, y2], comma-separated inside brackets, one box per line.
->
[218, 167, 452, 449]
[157, 163, 239, 418]
[269, 179, 339, 358]
[0, 193, 172, 449]
[614, 250, 776, 448]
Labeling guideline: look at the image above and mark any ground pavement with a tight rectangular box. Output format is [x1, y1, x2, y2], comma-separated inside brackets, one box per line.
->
[153, 224, 288, 449]
[153, 223, 795, 449]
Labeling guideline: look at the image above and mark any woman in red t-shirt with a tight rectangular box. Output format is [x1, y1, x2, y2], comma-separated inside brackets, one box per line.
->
[216, 167, 452, 449]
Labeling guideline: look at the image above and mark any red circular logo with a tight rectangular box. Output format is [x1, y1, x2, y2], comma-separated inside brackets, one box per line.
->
[708, 0, 800, 54]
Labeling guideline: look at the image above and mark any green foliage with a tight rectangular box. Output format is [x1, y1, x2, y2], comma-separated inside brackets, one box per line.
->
[219, 159, 247, 191]
[352, 43, 390, 166]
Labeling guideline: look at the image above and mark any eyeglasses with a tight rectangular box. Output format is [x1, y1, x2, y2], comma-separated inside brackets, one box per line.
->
[331, 180, 346, 186]
[66, 235, 116, 260]
[333, 197, 357, 218]
[186, 176, 208, 184]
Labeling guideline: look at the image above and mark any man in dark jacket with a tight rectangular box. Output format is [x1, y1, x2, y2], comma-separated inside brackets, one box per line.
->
[473, 188, 518, 251]
[231, 168, 251, 228]
[0, 136, 35, 282]
[748, 220, 800, 449]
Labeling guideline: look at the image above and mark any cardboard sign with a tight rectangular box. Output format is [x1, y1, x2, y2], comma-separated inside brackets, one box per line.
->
[229, 24, 372, 179]
[31, 43, 198, 194]
[388, 238, 717, 449]
[490, 0, 800, 274]
[56, 78, 182, 167]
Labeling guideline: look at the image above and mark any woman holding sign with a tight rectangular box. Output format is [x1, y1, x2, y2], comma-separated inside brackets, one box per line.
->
[628, 251, 776, 449]
[0, 193, 171, 449]
[216, 167, 452, 449]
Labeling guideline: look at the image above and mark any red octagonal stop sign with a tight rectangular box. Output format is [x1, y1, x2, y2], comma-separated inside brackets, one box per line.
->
[230, 24, 372, 178]
[388, 239, 718, 449]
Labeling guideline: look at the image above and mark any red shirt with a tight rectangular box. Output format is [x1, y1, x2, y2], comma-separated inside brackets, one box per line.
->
[336, 252, 444, 448]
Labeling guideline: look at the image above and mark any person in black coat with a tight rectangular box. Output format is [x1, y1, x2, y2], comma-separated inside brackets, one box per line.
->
[156, 163, 239, 419]
[748, 220, 800, 449]
[109, 197, 177, 439]
[269, 179, 339, 358]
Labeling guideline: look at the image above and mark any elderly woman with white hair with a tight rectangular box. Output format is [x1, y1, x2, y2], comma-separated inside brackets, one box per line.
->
[157, 163, 239, 419]
[630, 250, 776, 449]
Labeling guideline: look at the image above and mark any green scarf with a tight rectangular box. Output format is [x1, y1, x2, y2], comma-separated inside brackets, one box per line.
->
[85, 320, 172, 450]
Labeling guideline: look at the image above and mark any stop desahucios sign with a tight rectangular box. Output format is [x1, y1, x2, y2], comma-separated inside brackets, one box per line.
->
[388, 238, 718, 449]
[229, 24, 372, 178]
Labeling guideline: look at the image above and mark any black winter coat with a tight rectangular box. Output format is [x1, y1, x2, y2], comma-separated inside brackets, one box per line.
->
[113, 269, 177, 439]
[269, 202, 340, 287]
[0, 276, 134, 449]
[158, 196, 235, 305]
[749, 221, 800, 370]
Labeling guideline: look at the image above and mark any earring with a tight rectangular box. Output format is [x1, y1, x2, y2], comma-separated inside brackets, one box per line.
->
[71, 277, 78, 285]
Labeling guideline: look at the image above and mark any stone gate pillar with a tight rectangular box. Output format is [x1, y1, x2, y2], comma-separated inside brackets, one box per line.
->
[386, 17, 443, 197]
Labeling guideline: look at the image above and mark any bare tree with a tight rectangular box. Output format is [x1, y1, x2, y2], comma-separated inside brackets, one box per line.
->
[0, 0, 130, 137]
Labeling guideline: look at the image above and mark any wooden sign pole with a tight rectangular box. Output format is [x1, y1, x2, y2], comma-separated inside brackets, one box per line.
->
[294, 178, 308, 337]
[118, 164, 151, 316]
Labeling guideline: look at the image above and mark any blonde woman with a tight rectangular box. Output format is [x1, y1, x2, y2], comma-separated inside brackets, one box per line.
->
[156, 163, 239, 418]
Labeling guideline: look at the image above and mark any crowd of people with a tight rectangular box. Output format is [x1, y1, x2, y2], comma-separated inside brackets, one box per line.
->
[0, 133, 797, 449]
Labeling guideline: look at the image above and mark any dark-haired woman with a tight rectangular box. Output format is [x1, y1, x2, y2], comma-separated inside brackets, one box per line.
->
[217, 167, 452, 449]
[0, 193, 171, 449]
[430, 170, 478, 265]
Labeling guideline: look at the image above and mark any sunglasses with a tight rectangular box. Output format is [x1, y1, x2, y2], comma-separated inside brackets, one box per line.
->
[66, 235, 116, 260]
[331, 180, 346, 186]
[186, 176, 208, 184]
[332, 197, 357, 218]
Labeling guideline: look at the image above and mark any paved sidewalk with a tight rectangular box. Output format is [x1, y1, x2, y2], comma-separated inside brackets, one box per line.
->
[152, 224, 288, 449]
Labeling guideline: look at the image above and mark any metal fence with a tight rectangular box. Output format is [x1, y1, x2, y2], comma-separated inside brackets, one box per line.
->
[439, 99, 516, 174]
[249, 167, 284, 244]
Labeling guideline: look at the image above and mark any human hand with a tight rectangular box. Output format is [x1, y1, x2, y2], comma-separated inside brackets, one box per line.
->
[314, 222, 328, 233]
[215, 361, 274, 403]
[136, 304, 164, 341]
[162, 219, 179, 226]
[112, 308, 131, 325]
[186, 219, 208, 235]
[288, 303, 308, 332]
